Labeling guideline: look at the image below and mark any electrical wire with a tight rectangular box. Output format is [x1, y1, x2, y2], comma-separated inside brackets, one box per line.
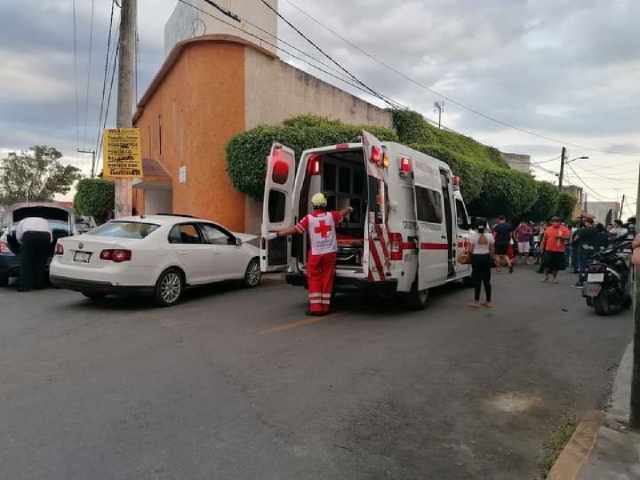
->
[96, 31, 120, 175]
[282, 0, 640, 156]
[82, 0, 96, 148]
[565, 163, 614, 202]
[256, 0, 403, 109]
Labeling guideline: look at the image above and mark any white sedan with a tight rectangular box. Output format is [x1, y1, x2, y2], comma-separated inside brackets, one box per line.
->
[50, 214, 262, 306]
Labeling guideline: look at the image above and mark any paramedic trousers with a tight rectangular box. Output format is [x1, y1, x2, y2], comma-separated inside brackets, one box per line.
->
[20, 231, 51, 290]
[307, 252, 337, 314]
[471, 254, 492, 302]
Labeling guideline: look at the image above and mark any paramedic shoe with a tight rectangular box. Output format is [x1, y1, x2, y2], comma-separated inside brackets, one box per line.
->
[306, 309, 322, 317]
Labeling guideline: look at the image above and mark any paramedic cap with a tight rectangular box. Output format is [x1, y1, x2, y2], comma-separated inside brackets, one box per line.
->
[311, 192, 327, 207]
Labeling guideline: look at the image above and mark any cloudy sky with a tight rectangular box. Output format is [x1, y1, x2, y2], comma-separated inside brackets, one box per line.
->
[1, 0, 638, 218]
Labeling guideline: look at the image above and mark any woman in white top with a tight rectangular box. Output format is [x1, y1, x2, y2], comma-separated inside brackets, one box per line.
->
[467, 219, 495, 308]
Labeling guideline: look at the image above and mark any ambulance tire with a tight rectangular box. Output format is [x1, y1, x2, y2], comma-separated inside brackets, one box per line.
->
[462, 276, 474, 288]
[406, 277, 429, 310]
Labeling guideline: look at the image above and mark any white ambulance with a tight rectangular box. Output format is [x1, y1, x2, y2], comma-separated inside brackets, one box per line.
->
[261, 130, 474, 310]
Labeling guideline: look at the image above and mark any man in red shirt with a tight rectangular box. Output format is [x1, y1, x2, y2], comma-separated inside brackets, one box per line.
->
[541, 216, 571, 284]
[267, 193, 353, 316]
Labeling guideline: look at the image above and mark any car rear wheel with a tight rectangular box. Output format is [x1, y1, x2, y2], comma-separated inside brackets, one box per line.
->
[242, 258, 261, 288]
[406, 275, 429, 311]
[155, 268, 184, 307]
[81, 292, 107, 300]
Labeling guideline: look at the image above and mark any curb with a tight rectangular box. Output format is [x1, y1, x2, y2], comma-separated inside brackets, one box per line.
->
[547, 410, 604, 480]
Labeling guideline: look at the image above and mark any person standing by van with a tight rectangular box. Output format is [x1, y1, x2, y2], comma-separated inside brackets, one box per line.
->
[467, 219, 495, 308]
[493, 215, 513, 273]
[266, 193, 353, 316]
[16, 217, 53, 292]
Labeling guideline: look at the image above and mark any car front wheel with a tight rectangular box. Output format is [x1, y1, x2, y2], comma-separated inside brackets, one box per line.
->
[242, 258, 261, 288]
[155, 268, 184, 307]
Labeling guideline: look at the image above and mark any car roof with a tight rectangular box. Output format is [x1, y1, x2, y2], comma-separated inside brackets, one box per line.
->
[115, 215, 218, 226]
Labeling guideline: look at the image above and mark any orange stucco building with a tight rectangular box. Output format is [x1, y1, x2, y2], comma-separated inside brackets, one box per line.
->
[133, 34, 392, 233]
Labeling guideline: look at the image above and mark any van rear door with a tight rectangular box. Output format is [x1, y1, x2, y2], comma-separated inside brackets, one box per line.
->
[361, 130, 389, 282]
[412, 161, 449, 290]
[261, 143, 296, 272]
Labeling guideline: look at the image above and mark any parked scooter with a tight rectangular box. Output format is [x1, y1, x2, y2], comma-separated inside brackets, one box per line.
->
[582, 238, 632, 316]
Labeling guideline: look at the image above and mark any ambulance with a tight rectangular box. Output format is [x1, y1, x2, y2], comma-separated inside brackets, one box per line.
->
[260, 130, 474, 310]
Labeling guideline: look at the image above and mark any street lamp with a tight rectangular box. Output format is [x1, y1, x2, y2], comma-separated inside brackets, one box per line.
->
[566, 155, 589, 164]
[559, 154, 589, 190]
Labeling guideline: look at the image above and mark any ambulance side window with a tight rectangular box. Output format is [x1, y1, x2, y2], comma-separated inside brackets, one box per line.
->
[415, 187, 443, 224]
[268, 190, 286, 223]
[455, 199, 469, 229]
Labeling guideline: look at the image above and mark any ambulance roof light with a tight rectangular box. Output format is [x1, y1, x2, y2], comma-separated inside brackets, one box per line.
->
[399, 156, 412, 177]
[453, 176, 461, 186]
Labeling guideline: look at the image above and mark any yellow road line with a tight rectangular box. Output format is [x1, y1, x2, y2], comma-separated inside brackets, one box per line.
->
[261, 312, 342, 334]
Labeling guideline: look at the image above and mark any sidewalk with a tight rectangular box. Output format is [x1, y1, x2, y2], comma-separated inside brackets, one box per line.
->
[549, 342, 640, 479]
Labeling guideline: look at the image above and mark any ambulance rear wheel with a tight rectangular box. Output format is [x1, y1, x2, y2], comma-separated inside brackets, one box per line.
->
[406, 278, 429, 310]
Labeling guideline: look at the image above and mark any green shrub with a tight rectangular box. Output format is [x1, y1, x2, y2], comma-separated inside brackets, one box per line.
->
[73, 178, 115, 224]
[524, 181, 560, 222]
[558, 193, 578, 222]
[226, 116, 398, 201]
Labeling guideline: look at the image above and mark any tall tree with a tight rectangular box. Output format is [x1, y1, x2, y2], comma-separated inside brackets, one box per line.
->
[0, 146, 82, 204]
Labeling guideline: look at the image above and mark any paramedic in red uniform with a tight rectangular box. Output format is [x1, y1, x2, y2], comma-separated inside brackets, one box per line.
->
[266, 193, 353, 317]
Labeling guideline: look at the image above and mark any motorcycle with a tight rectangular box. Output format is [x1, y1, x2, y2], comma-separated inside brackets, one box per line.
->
[582, 238, 633, 316]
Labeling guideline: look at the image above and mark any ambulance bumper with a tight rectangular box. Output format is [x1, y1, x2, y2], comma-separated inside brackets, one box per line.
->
[286, 272, 398, 295]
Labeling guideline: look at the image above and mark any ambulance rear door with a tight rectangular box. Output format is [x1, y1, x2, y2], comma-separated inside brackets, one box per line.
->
[261, 143, 296, 272]
[361, 130, 390, 283]
[412, 158, 449, 290]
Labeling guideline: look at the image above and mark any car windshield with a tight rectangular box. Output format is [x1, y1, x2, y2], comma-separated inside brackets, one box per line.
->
[86, 221, 160, 239]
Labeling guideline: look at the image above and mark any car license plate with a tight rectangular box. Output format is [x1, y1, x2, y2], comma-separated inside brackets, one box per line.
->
[587, 273, 604, 283]
[74, 251, 91, 263]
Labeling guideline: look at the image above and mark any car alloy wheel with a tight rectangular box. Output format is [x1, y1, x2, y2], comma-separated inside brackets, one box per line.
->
[243, 258, 261, 288]
[156, 269, 184, 307]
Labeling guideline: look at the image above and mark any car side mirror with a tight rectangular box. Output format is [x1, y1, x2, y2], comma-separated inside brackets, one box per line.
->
[235, 237, 243, 246]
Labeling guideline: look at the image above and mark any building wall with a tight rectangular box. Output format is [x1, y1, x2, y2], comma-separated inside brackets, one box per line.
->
[165, 0, 278, 56]
[586, 202, 621, 224]
[501, 152, 531, 173]
[145, 190, 173, 215]
[135, 41, 248, 232]
[244, 48, 394, 130]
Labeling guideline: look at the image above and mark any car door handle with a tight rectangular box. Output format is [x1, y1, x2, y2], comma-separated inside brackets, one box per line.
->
[177, 250, 188, 256]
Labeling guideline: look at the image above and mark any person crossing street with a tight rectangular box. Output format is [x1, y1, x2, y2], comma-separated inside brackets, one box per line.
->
[266, 193, 353, 316]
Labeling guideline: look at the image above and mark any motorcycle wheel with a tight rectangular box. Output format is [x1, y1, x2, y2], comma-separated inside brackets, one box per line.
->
[593, 294, 611, 316]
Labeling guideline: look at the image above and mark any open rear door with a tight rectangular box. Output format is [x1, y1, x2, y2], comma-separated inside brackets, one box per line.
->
[361, 130, 390, 283]
[412, 162, 449, 290]
[260, 143, 296, 272]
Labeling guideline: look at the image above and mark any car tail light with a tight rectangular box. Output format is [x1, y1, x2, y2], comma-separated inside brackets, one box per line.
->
[100, 249, 132, 262]
[55, 244, 64, 255]
[0, 241, 11, 254]
[389, 233, 403, 261]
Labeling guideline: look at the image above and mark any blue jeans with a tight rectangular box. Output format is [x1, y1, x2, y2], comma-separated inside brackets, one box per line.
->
[577, 249, 595, 284]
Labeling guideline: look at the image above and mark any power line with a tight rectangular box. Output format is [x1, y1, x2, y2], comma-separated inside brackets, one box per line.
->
[96, 31, 120, 174]
[73, 0, 80, 152]
[531, 155, 561, 166]
[82, 0, 96, 148]
[256, 0, 402, 109]
[565, 163, 613, 202]
[282, 0, 640, 157]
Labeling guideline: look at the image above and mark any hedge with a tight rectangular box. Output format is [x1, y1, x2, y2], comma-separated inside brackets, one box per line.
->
[73, 178, 115, 224]
[226, 116, 398, 201]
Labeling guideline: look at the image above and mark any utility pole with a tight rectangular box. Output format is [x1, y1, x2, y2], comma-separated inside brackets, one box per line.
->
[558, 146, 567, 191]
[620, 194, 626, 219]
[434, 101, 444, 129]
[629, 165, 640, 428]
[114, 0, 136, 218]
[77, 149, 96, 177]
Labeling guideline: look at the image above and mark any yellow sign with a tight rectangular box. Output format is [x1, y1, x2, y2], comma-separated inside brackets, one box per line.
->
[103, 128, 143, 178]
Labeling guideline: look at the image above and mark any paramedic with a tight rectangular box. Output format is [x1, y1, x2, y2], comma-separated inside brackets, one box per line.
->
[266, 193, 353, 316]
[467, 218, 495, 309]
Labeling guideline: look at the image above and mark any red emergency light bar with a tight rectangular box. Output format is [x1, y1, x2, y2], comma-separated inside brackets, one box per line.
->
[399, 156, 412, 176]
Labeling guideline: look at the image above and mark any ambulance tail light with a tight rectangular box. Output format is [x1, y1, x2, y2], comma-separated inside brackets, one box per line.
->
[307, 155, 321, 176]
[399, 157, 412, 177]
[370, 146, 381, 164]
[389, 233, 403, 261]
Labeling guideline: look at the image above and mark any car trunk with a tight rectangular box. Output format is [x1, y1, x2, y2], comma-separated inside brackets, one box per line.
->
[295, 148, 368, 276]
[6, 205, 73, 256]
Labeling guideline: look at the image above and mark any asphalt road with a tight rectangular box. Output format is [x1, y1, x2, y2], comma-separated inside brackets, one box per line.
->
[0, 267, 632, 480]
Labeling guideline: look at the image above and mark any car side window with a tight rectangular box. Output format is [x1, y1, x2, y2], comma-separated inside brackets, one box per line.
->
[199, 223, 233, 246]
[168, 224, 205, 244]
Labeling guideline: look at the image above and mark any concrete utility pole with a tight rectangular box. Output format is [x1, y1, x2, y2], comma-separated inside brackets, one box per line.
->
[558, 146, 567, 191]
[620, 194, 626, 219]
[630, 165, 640, 428]
[434, 101, 444, 129]
[77, 149, 96, 177]
[114, 0, 136, 218]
